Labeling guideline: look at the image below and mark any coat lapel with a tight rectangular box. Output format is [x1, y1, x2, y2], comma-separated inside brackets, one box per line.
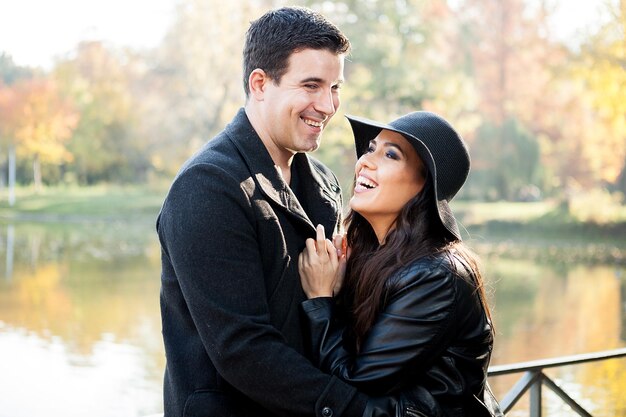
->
[226, 109, 338, 233]
[291, 153, 342, 233]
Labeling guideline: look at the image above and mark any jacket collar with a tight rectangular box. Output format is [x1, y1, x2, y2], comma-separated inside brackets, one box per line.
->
[225, 108, 339, 231]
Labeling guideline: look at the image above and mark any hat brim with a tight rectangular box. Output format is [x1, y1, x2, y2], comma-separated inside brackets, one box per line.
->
[346, 114, 462, 241]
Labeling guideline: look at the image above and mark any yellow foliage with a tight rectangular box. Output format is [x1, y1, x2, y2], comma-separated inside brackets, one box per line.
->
[0, 78, 78, 164]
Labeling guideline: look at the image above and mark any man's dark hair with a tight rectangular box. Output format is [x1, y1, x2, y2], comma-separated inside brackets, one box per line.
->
[242, 6, 350, 97]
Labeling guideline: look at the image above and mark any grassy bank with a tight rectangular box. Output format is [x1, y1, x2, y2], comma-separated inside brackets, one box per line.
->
[1, 185, 625, 230]
[454, 198, 626, 239]
[0, 185, 168, 222]
[0, 186, 624, 264]
[452, 193, 626, 265]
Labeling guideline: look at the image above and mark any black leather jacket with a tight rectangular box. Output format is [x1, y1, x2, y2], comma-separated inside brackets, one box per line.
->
[302, 251, 502, 417]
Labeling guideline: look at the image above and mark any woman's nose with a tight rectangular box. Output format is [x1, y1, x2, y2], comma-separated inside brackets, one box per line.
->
[356, 153, 376, 172]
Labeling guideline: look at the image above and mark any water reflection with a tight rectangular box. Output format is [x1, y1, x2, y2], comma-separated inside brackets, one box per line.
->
[484, 257, 626, 416]
[0, 221, 164, 417]
[0, 328, 162, 417]
[0, 222, 624, 416]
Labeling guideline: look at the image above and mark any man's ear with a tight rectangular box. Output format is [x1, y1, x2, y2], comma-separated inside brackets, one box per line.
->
[248, 69, 269, 101]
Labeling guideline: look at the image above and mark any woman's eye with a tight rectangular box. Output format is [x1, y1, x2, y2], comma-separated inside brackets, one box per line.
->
[385, 151, 399, 160]
[366, 145, 375, 153]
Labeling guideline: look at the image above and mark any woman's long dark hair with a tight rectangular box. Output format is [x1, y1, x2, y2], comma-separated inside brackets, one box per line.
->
[341, 175, 492, 350]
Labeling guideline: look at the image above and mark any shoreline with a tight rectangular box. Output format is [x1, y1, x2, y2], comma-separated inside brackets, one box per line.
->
[1, 189, 624, 265]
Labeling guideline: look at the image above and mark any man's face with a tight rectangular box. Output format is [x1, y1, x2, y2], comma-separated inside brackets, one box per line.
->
[258, 48, 345, 159]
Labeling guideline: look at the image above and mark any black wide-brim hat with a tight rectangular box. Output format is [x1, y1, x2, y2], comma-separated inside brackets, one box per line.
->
[346, 111, 470, 241]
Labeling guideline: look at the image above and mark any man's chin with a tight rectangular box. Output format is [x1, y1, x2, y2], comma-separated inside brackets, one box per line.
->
[298, 139, 321, 153]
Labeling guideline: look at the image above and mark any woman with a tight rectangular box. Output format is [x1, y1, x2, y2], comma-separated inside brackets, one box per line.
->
[298, 111, 502, 416]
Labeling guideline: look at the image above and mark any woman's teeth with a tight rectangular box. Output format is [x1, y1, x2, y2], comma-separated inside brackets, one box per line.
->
[357, 176, 376, 189]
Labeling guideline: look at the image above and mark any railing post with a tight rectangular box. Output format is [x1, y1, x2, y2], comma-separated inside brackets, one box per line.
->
[500, 370, 543, 413]
[542, 376, 593, 417]
[529, 374, 542, 417]
[489, 348, 626, 416]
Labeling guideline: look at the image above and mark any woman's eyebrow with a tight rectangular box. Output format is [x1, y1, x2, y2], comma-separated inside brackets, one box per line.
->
[382, 141, 405, 156]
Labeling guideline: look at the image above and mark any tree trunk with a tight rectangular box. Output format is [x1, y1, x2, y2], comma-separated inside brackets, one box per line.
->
[617, 156, 626, 204]
[33, 153, 42, 193]
[8, 145, 16, 206]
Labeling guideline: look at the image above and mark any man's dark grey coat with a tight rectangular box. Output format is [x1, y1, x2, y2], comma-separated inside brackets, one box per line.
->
[157, 109, 367, 417]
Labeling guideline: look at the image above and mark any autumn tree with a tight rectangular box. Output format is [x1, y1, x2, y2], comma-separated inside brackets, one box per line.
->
[54, 41, 149, 184]
[0, 81, 18, 202]
[471, 118, 541, 200]
[0, 55, 36, 202]
[451, 0, 572, 199]
[0, 78, 77, 193]
[571, 0, 626, 197]
[0, 53, 34, 85]
[140, 0, 275, 178]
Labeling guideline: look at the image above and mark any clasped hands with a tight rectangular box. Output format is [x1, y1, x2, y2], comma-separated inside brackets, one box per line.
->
[298, 224, 349, 299]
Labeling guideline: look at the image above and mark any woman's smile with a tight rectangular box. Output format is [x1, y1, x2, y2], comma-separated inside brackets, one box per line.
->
[354, 173, 378, 192]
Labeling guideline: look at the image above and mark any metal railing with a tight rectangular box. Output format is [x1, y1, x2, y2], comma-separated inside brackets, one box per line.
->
[487, 347, 626, 416]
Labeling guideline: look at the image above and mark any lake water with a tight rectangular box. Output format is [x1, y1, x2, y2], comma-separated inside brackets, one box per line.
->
[0, 220, 624, 417]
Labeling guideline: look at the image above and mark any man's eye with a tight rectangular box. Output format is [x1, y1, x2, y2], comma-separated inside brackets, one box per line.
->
[304, 84, 318, 89]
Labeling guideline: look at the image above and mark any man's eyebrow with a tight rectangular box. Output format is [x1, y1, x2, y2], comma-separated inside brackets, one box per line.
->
[299, 77, 324, 83]
[299, 77, 344, 85]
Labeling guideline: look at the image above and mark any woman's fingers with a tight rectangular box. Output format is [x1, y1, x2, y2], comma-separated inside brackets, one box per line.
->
[299, 227, 340, 299]
[332, 233, 348, 259]
[325, 238, 338, 268]
[334, 255, 347, 295]
[332, 234, 343, 257]
[316, 224, 326, 254]
[304, 237, 317, 258]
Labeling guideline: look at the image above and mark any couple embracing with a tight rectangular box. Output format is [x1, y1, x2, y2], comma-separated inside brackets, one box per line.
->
[157, 6, 502, 417]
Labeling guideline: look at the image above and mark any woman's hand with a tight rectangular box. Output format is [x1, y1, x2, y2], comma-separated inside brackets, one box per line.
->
[331, 232, 348, 295]
[299, 225, 347, 298]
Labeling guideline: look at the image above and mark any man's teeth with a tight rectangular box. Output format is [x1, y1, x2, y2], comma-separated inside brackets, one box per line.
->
[303, 118, 323, 127]
[357, 176, 376, 189]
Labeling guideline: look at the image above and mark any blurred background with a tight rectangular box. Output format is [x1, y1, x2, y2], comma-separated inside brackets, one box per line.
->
[0, 0, 624, 416]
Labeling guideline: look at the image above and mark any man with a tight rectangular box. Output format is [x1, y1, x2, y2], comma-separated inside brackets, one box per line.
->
[157, 7, 412, 417]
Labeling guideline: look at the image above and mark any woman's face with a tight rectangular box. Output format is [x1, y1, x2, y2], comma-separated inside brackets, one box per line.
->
[349, 129, 426, 238]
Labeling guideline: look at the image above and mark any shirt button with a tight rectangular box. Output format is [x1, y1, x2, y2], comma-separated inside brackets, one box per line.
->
[321, 406, 333, 417]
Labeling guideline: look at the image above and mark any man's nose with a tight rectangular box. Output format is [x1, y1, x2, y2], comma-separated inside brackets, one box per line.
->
[315, 89, 337, 115]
